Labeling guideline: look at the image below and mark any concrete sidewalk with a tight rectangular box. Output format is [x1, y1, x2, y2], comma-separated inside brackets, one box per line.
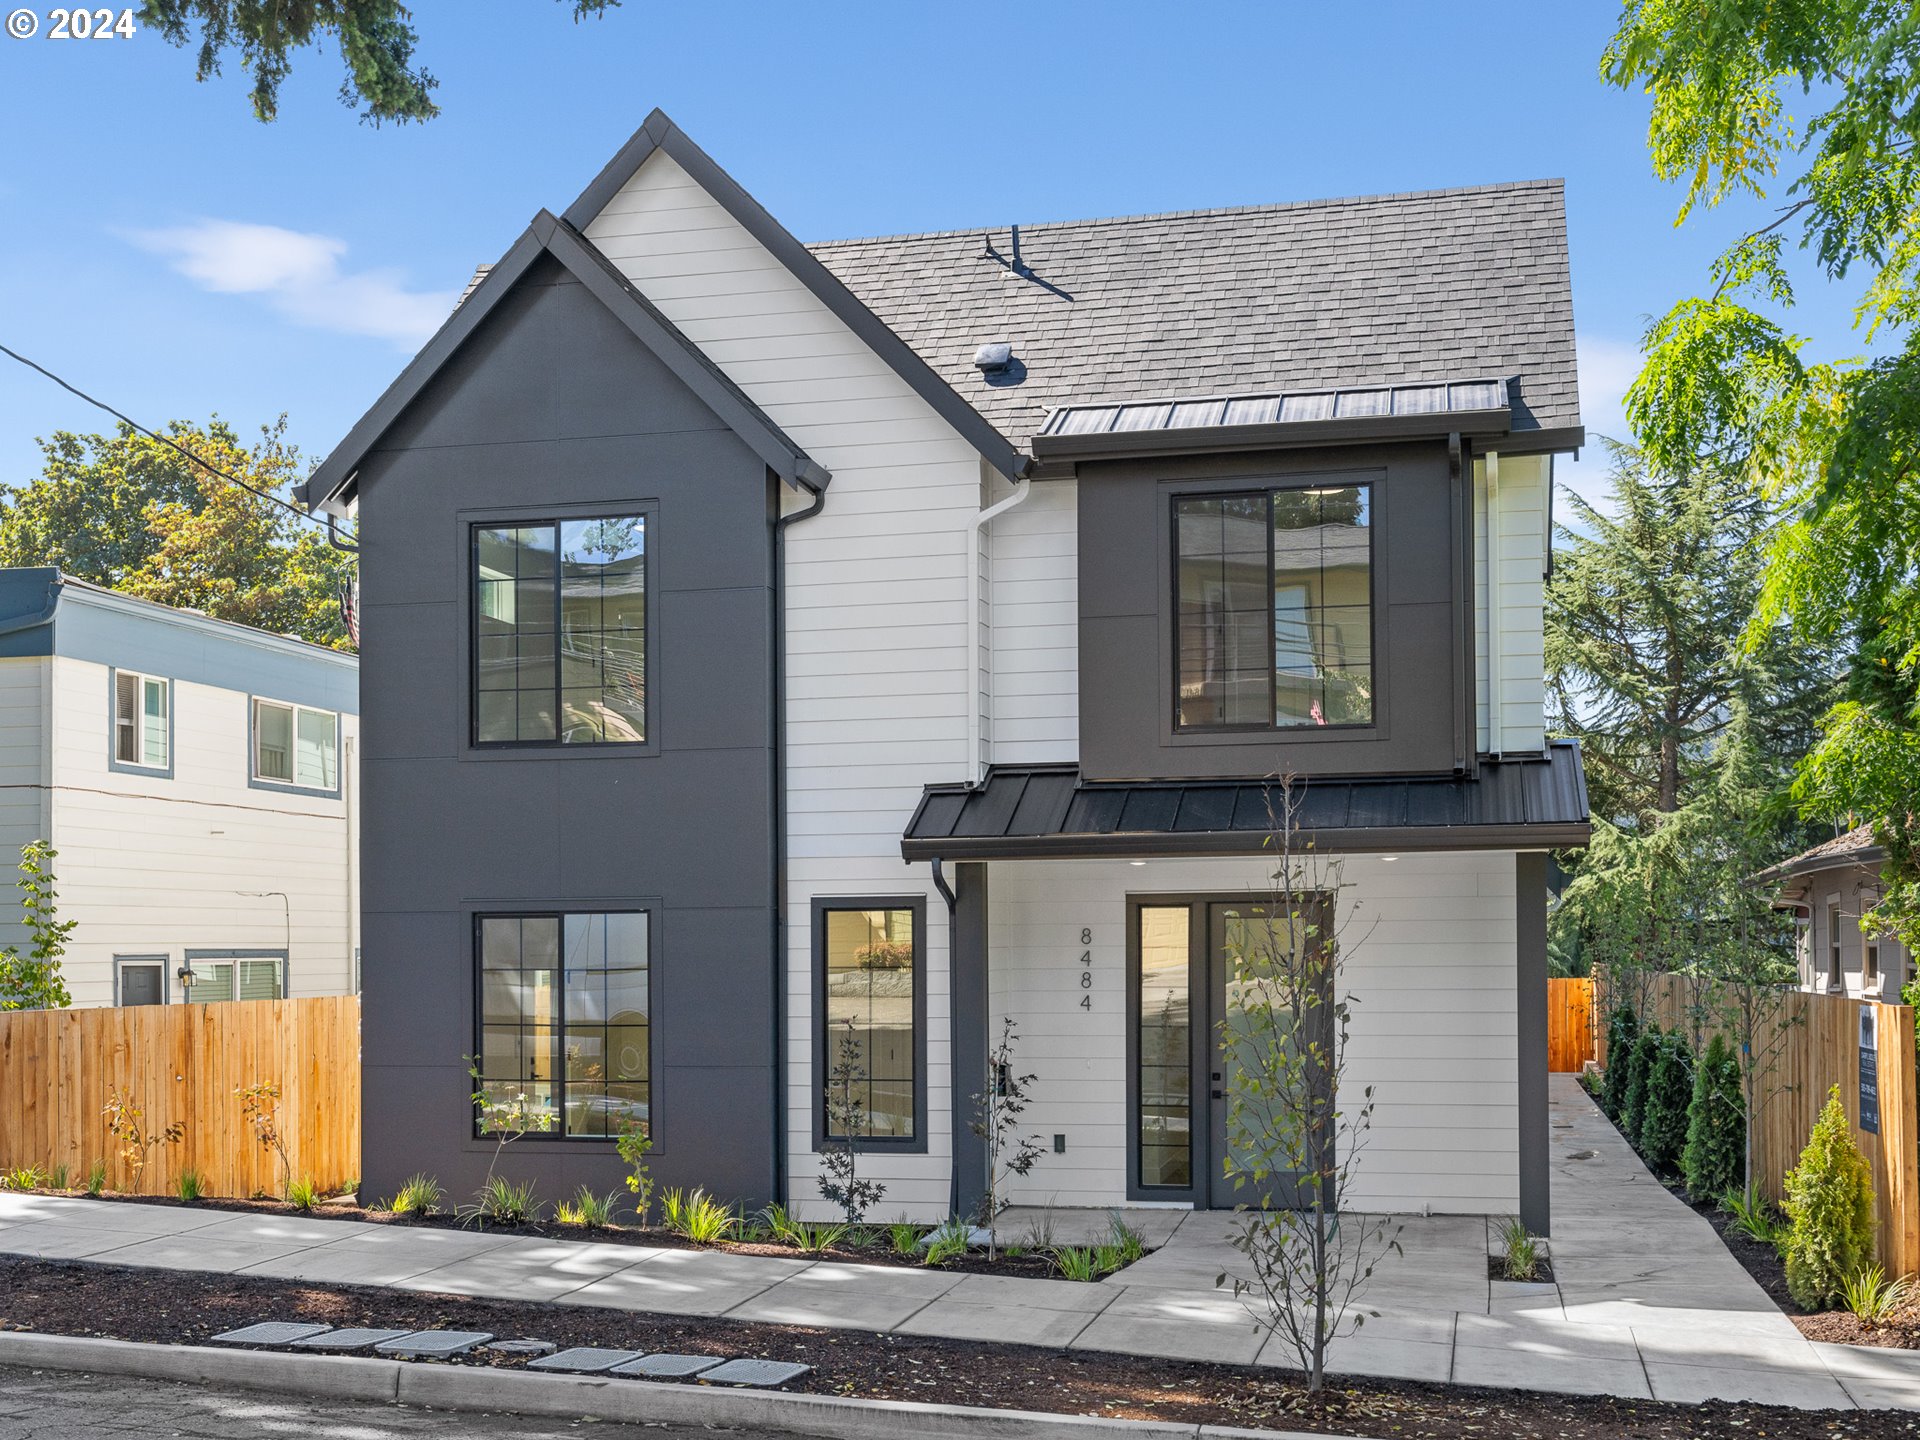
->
[3, 1076, 1917, 1410]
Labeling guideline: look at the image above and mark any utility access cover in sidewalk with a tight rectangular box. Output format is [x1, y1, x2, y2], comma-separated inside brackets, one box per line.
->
[292, 1328, 414, 1351]
[528, 1347, 642, 1374]
[210, 1323, 331, 1346]
[612, 1353, 725, 1379]
[700, 1359, 811, 1387]
[375, 1330, 493, 1358]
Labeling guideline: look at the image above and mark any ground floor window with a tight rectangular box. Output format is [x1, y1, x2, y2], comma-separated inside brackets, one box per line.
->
[185, 953, 285, 1002]
[476, 911, 650, 1140]
[114, 956, 167, 1006]
[1135, 905, 1192, 1189]
[815, 898, 923, 1146]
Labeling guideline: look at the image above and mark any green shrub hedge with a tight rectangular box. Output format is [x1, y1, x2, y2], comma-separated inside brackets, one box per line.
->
[1620, 1027, 1661, 1140]
[1638, 1031, 1695, 1173]
[1601, 1005, 1639, 1119]
[1682, 1032, 1744, 1201]
[1782, 1086, 1876, 1311]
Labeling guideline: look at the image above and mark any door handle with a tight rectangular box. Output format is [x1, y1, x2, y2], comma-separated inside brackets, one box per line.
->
[1210, 1089, 1223, 1099]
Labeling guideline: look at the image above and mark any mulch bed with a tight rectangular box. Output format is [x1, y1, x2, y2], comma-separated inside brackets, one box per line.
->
[0, 1255, 1913, 1439]
[62, 1191, 1065, 1279]
[1582, 1081, 1920, 1350]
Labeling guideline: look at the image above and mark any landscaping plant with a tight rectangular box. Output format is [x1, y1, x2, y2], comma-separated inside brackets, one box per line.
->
[1781, 1087, 1876, 1311]
[887, 1221, 922, 1258]
[0, 1166, 47, 1191]
[920, 1219, 970, 1267]
[659, 1187, 737, 1243]
[757, 1203, 804, 1247]
[101, 1087, 184, 1191]
[476, 1174, 541, 1226]
[0, 841, 76, 1012]
[1108, 1213, 1147, 1265]
[464, 1054, 555, 1207]
[1683, 1032, 1745, 1201]
[388, 1173, 444, 1216]
[1637, 1029, 1695, 1173]
[1841, 1264, 1914, 1328]
[83, 1159, 106, 1196]
[46, 1162, 68, 1191]
[1218, 778, 1401, 1395]
[285, 1175, 319, 1211]
[1600, 1003, 1639, 1118]
[1721, 1185, 1788, 1253]
[970, 1015, 1045, 1260]
[554, 1187, 617, 1228]
[1498, 1216, 1542, 1282]
[235, 1083, 293, 1197]
[817, 1015, 887, 1225]
[174, 1168, 204, 1202]
[1619, 1026, 1661, 1142]
[614, 1120, 654, 1226]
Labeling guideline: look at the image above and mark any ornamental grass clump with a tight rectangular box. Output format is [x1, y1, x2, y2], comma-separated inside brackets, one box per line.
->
[1683, 1032, 1745, 1201]
[1637, 1030, 1694, 1173]
[1619, 1027, 1661, 1142]
[1601, 1004, 1640, 1119]
[1782, 1087, 1875, 1311]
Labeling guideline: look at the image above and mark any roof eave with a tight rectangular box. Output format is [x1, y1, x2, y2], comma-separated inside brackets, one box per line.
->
[901, 820, 1593, 863]
[1031, 407, 1514, 464]
[562, 108, 1029, 483]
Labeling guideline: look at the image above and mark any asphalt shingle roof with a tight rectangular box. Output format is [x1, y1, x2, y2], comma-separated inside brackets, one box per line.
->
[805, 179, 1579, 450]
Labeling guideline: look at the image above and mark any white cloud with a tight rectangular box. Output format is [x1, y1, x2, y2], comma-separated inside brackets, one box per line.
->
[1554, 333, 1644, 515]
[131, 219, 454, 349]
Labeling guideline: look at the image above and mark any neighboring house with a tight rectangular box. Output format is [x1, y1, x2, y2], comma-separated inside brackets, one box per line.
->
[0, 570, 359, 1007]
[1753, 826, 1910, 999]
[301, 111, 1588, 1230]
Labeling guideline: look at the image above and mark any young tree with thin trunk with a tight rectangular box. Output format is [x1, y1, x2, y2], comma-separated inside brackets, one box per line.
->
[1217, 780, 1399, 1395]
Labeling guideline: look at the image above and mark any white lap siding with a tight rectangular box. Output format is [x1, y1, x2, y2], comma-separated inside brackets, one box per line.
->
[584, 151, 988, 1218]
[1474, 452, 1548, 756]
[986, 851, 1520, 1215]
[989, 477, 1078, 766]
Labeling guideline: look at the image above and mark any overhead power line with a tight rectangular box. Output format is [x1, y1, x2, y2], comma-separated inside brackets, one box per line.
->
[0, 342, 334, 532]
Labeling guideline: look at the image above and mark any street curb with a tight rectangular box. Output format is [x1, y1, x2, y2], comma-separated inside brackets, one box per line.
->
[0, 1331, 1337, 1440]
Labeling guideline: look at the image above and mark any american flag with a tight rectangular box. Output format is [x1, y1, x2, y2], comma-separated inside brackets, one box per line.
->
[339, 580, 359, 647]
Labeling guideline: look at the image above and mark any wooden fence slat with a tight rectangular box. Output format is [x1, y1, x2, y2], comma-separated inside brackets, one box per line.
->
[1587, 969, 1920, 1278]
[0, 997, 359, 1199]
[1548, 977, 1595, 1072]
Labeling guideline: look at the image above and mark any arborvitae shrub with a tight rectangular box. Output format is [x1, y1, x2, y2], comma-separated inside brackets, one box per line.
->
[1601, 1005, 1640, 1118]
[1620, 1027, 1661, 1141]
[1637, 1030, 1695, 1172]
[1682, 1032, 1745, 1201]
[1782, 1086, 1876, 1311]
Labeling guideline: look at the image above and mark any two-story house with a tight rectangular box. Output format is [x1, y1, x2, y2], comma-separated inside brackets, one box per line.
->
[302, 112, 1588, 1232]
[0, 569, 359, 1006]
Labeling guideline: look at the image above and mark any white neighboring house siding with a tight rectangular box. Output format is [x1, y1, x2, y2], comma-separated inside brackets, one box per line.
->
[583, 150, 987, 1216]
[987, 852, 1519, 1215]
[46, 652, 359, 1009]
[1474, 452, 1549, 756]
[0, 657, 52, 961]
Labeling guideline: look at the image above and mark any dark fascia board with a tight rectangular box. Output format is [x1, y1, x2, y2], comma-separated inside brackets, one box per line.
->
[900, 820, 1594, 863]
[561, 108, 1029, 483]
[1030, 407, 1516, 465]
[297, 211, 829, 514]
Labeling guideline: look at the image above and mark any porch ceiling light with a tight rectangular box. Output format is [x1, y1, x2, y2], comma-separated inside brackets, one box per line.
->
[1381, 855, 1400, 862]
[1129, 860, 1147, 867]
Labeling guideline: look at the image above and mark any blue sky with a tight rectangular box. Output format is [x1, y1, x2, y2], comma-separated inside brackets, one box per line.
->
[0, 1, 1878, 510]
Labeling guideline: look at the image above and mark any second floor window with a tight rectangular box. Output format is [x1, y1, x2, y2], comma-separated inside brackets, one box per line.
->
[474, 516, 647, 747]
[113, 670, 169, 770]
[254, 698, 339, 792]
[1174, 484, 1373, 730]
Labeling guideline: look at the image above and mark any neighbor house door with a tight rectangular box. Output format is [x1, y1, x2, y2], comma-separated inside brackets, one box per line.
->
[1206, 900, 1333, 1210]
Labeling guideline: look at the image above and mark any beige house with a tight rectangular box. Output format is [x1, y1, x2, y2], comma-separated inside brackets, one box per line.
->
[1755, 826, 1910, 999]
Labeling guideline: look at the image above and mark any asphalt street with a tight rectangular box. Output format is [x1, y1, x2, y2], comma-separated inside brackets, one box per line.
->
[0, 1365, 789, 1439]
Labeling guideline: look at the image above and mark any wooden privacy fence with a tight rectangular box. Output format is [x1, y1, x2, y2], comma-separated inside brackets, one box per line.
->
[1592, 969, 1919, 1277]
[0, 996, 360, 1198]
[1548, 977, 1595, 1072]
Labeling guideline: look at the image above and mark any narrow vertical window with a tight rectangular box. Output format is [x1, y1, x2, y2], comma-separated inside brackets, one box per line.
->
[113, 671, 170, 770]
[1827, 902, 1843, 988]
[474, 516, 646, 746]
[818, 904, 920, 1142]
[1174, 483, 1373, 729]
[1136, 905, 1191, 1188]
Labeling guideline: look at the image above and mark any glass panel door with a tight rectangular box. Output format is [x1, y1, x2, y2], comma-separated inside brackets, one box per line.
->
[1208, 901, 1333, 1209]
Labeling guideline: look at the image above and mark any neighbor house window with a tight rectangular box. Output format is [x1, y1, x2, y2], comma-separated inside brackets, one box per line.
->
[473, 516, 647, 746]
[114, 957, 167, 1006]
[816, 901, 922, 1144]
[186, 955, 285, 1003]
[253, 698, 339, 792]
[113, 671, 169, 770]
[1866, 941, 1882, 988]
[1827, 901, 1843, 988]
[1174, 484, 1373, 729]
[476, 912, 650, 1140]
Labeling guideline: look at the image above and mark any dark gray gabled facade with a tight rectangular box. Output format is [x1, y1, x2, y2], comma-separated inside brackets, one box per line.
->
[351, 238, 802, 1206]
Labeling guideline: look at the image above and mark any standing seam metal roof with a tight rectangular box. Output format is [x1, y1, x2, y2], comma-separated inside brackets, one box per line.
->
[806, 180, 1579, 451]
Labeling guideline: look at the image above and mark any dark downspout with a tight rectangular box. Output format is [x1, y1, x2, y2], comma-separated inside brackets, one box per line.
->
[928, 856, 960, 1218]
[773, 473, 827, 1207]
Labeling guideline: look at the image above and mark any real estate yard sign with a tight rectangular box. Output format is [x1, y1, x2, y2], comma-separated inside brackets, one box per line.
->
[1859, 1005, 1880, 1135]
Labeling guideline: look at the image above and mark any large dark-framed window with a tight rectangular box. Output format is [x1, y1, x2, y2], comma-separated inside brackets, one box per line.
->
[474, 910, 653, 1141]
[812, 896, 927, 1152]
[472, 515, 648, 748]
[1173, 482, 1374, 731]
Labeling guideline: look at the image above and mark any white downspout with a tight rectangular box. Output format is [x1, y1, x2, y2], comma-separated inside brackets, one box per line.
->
[1485, 450, 1503, 759]
[966, 467, 1033, 785]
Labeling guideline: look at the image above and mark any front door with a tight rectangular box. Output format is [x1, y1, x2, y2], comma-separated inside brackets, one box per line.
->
[1206, 900, 1333, 1209]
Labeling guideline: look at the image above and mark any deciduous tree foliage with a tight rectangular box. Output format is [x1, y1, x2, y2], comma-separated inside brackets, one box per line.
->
[140, 0, 619, 124]
[1604, 0, 1920, 950]
[0, 418, 355, 651]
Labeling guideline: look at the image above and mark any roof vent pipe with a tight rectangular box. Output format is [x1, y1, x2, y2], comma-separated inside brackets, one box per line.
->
[973, 342, 1014, 376]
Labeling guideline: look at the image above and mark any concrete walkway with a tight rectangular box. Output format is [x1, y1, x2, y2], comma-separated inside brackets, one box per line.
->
[2, 1077, 1917, 1410]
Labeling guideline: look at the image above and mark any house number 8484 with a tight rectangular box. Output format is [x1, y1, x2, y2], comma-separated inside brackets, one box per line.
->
[1079, 926, 1092, 1011]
